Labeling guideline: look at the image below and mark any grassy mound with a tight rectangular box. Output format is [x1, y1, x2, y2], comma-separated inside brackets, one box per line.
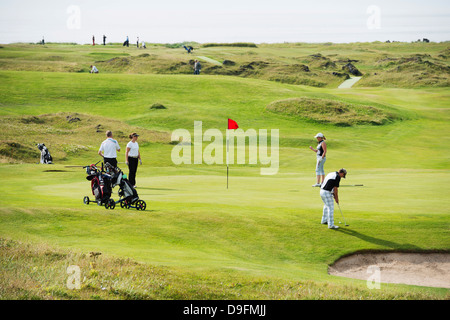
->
[0, 113, 170, 163]
[359, 53, 450, 87]
[266, 98, 400, 126]
[0, 141, 37, 163]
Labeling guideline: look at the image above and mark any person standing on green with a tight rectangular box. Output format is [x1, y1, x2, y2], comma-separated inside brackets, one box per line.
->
[309, 132, 327, 187]
[125, 133, 142, 188]
[98, 130, 121, 168]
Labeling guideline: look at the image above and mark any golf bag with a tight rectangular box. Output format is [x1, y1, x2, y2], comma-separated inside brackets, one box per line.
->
[106, 163, 141, 208]
[183, 45, 193, 53]
[119, 177, 139, 204]
[84, 162, 113, 206]
[37, 143, 53, 164]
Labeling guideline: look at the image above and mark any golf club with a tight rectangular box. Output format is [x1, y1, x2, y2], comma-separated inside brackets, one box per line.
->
[337, 203, 349, 226]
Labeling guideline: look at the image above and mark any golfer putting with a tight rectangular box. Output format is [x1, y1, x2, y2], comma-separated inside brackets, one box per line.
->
[320, 168, 347, 229]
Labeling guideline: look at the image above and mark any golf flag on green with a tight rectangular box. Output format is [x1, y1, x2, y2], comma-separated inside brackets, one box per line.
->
[228, 118, 239, 130]
[227, 119, 239, 189]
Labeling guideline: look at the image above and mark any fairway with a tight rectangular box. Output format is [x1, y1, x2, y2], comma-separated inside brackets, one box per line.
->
[0, 43, 449, 300]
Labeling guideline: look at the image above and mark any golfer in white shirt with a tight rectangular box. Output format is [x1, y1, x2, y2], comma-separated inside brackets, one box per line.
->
[90, 65, 99, 73]
[98, 130, 120, 168]
[126, 133, 141, 187]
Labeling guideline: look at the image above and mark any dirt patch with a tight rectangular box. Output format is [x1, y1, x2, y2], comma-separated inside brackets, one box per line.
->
[329, 252, 450, 288]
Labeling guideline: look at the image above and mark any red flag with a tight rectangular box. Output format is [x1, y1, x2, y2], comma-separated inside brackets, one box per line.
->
[228, 118, 239, 130]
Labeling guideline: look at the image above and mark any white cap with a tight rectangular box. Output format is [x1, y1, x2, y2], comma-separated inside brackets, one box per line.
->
[314, 133, 324, 138]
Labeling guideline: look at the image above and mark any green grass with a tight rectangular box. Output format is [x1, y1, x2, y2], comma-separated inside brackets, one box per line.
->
[0, 43, 449, 299]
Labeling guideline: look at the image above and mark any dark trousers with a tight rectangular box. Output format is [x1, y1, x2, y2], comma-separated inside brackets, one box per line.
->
[128, 157, 138, 186]
[104, 157, 117, 168]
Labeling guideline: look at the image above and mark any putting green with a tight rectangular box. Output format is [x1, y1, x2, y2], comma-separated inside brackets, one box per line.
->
[1, 164, 448, 282]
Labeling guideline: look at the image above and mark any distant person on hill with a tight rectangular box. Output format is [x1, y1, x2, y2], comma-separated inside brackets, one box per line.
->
[137, 37, 139, 48]
[141, 41, 146, 49]
[90, 65, 99, 73]
[103, 35, 107, 45]
[125, 132, 142, 188]
[194, 60, 201, 75]
[41, 37, 45, 45]
[92, 35, 95, 46]
[309, 132, 327, 187]
[98, 130, 121, 168]
[123, 36, 129, 47]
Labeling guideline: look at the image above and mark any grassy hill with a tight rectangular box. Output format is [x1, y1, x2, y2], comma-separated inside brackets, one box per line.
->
[0, 42, 449, 300]
[1, 42, 449, 88]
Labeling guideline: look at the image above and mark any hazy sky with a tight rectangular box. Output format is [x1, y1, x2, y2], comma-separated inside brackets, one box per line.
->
[0, 0, 449, 44]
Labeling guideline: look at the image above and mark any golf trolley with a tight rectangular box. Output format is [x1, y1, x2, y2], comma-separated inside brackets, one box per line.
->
[106, 162, 147, 211]
[82, 161, 146, 211]
[37, 143, 53, 164]
[83, 161, 116, 210]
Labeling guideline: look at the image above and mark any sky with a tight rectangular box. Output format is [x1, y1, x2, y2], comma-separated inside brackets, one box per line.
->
[0, 0, 449, 44]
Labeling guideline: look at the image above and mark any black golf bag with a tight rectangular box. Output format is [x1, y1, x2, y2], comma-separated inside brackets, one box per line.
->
[37, 143, 53, 164]
[83, 162, 115, 209]
[90, 173, 112, 204]
[106, 163, 145, 210]
[119, 178, 139, 204]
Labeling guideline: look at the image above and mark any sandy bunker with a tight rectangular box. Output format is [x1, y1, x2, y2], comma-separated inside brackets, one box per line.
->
[329, 252, 450, 288]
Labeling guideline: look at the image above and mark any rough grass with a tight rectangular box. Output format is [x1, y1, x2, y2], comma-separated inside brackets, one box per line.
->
[1, 42, 448, 88]
[202, 43, 258, 48]
[266, 97, 400, 126]
[0, 113, 170, 163]
[358, 53, 450, 88]
[1, 238, 446, 300]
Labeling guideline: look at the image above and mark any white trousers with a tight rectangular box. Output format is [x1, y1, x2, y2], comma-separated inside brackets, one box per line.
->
[320, 189, 335, 228]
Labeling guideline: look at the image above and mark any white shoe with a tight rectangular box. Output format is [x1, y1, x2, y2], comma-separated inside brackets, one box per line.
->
[329, 225, 339, 230]
[312, 183, 321, 187]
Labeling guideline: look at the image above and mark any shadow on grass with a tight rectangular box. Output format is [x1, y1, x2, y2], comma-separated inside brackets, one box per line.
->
[337, 228, 422, 250]
[136, 187, 178, 191]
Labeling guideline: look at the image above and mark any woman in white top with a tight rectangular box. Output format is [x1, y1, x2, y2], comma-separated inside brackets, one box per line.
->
[125, 133, 141, 187]
[309, 132, 327, 187]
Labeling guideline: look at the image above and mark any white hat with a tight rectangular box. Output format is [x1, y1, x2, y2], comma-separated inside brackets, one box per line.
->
[314, 133, 324, 138]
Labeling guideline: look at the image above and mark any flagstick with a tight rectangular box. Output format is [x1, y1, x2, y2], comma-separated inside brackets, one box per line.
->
[226, 131, 229, 189]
